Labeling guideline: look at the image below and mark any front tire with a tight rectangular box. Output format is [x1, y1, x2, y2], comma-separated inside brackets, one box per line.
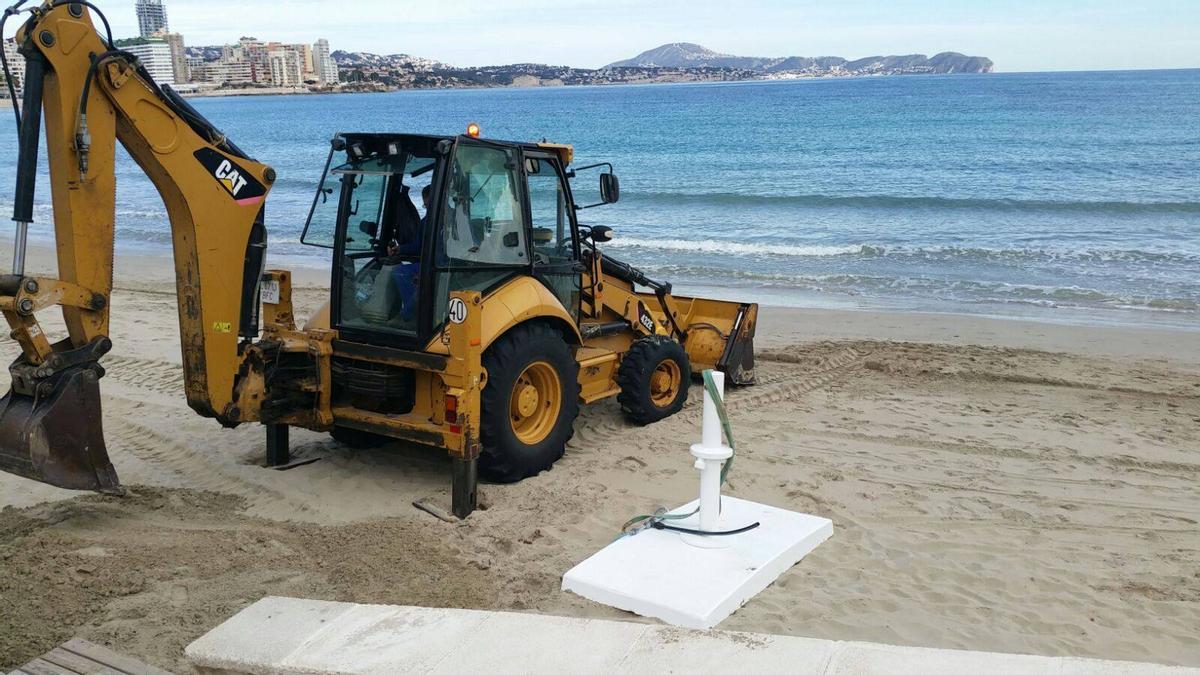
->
[479, 323, 580, 483]
[617, 336, 690, 425]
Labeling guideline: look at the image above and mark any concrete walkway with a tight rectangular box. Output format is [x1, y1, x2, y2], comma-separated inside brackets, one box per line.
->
[186, 597, 1197, 675]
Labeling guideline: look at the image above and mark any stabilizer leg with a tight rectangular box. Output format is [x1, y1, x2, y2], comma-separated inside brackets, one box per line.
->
[265, 424, 289, 466]
[451, 457, 477, 519]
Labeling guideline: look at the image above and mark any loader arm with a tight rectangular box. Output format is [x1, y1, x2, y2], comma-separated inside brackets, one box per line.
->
[0, 3, 272, 489]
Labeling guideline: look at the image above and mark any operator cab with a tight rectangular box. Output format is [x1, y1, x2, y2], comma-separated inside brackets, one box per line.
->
[301, 131, 615, 349]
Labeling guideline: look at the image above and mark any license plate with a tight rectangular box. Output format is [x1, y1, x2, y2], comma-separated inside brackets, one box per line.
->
[260, 279, 280, 305]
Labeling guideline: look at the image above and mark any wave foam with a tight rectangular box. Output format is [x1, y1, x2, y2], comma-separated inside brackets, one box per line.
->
[630, 191, 1200, 214]
[606, 237, 861, 257]
[606, 238, 1200, 265]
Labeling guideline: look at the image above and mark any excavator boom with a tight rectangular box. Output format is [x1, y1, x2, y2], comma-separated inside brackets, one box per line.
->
[0, 2, 274, 490]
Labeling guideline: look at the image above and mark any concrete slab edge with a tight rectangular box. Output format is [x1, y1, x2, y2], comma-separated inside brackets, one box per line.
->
[186, 597, 1199, 675]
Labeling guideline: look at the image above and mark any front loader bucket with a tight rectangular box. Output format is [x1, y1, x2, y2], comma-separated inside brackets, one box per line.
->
[0, 361, 120, 493]
[716, 302, 757, 385]
[642, 292, 758, 385]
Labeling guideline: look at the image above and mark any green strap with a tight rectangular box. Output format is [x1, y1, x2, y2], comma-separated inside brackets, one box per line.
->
[703, 369, 736, 482]
[620, 369, 734, 537]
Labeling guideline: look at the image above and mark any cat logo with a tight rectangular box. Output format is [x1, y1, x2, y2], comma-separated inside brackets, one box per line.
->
[192, 148, 268, 205]
[214, 159, 248, 197]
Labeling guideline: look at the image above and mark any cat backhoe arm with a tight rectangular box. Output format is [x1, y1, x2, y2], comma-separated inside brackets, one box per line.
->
[0, 2, 274, 491]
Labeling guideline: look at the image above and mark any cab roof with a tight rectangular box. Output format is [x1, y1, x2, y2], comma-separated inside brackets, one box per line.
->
[337, 132, 574, 165]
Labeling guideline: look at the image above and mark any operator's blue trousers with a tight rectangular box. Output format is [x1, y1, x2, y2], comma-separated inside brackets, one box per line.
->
[390, 263, 420, 320]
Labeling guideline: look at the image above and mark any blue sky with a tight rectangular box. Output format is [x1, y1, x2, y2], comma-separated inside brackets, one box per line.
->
[82, 0, 1199, 71]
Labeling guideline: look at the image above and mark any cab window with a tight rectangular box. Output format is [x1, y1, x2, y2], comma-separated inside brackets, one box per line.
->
[526, 156, 574, 264]
[333, 152, 433, 338]
[438, 144, 527, 267]
[433, 143, 528, 326]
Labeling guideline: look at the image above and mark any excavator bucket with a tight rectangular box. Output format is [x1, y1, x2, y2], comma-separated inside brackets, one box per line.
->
[0, 359, 120, 493]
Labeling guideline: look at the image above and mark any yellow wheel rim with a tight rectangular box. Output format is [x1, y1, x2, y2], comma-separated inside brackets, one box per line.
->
[650, 358, 682, 408]
[509, 361, 562, 445]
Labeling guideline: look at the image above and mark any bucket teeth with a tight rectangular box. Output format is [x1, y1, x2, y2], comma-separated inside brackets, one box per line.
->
[0, 359, 121, 494]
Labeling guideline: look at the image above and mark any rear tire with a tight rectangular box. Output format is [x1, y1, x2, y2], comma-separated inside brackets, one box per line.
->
[330, 426, 390, 449]
[479, 323, 580, 483]
[617, 336, 690, 425]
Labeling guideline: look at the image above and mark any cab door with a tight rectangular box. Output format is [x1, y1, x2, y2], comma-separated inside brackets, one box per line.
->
[431, 139, 533, 327]
[523, 152, 581, 321]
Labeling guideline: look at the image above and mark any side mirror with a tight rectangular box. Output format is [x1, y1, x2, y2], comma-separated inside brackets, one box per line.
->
[590, 225, 614, 243]
[600, 173, 620, 204]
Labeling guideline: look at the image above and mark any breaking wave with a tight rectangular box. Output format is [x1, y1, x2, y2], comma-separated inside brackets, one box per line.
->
[628, 191, 1200, 214]
[607, 238, 1200, 265]
[635, 265, 1200, 313]
[606, 238, 861, 257]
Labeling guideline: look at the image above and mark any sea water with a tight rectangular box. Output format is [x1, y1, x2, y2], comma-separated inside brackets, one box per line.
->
[1, 69, 1197, 328]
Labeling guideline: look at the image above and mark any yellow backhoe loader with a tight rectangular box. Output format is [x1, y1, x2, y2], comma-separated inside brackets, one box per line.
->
[0, 2, 756, 517]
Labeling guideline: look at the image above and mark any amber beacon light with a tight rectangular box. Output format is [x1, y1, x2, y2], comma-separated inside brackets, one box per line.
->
[466, 122, 481, 138]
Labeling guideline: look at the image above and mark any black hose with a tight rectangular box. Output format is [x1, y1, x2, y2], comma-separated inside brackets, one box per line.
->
[650, 520, 761, 536]
[78, 49, 134, 118]
[1, 0, 32, 128]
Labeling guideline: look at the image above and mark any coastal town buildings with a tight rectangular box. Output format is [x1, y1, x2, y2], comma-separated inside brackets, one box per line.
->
[135, 0, 168, 38]
[190, 36, 338, 88]
[0, 0, 342, 95]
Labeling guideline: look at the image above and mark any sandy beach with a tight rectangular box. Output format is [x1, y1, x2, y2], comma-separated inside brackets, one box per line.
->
[1, 244, 1197, 671]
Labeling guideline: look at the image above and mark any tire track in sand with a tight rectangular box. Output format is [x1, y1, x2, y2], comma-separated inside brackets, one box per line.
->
[106, 416, 313, 517]
[571, 346, 870, 451]
[101, 355, 186, 397]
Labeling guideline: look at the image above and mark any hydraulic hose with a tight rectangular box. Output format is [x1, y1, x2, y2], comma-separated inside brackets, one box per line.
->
[1, 0, 32, 128]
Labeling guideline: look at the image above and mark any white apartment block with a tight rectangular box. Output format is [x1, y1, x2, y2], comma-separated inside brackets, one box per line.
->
[194, 60, 254, 85]
[313, 39, 338, 86]
[2, 37, 24, 96]
[122, 40, 175, 86]
[135, 0, 168, 38]
[268, 48, 303, 87]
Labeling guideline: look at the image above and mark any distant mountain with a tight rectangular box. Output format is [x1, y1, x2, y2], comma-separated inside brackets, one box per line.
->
[321, 43, 992, 92]
[606, 43, 993, 75]
[185, 45, 224, 61]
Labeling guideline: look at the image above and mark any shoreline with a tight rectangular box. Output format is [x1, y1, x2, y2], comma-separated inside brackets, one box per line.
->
[80, 240, 1200, 338]
[7, 241, 1198, 364]
[5, 67, 1195, 104]
[176, 71, 991, 99]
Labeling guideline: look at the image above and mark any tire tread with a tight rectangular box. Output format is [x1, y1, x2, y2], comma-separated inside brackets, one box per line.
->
[616, 335, 690, 426]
